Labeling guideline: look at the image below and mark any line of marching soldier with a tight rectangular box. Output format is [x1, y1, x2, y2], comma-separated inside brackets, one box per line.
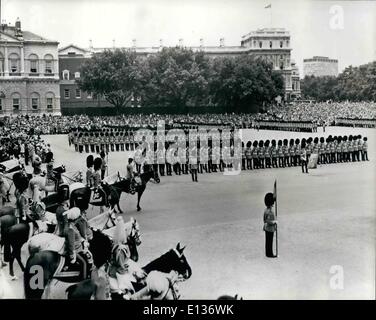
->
[241, 134, 369, 170]
[69, 129, 140, 154]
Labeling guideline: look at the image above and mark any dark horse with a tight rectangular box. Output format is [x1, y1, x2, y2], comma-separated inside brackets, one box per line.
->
[5, 218, 56, 278]
[24, 229, 113, 299]
[0, 207, 17, 266]
[110, 242, 192, 300]
[70, 170, 159, 213]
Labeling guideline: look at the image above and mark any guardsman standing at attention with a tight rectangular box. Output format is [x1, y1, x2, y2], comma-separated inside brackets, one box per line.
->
[264, 140, 270, 169]
[271, 140, 277, 168]
[157, 143, 166, 176]
[253, 140, 259, 170]
[89, 132, 95, 153]
[73, 131, 79, 152]
[288, 139, 294, 166]
[78, 133, 84, 153]
[300, 139, 308, 174]
[277, 140, 283, 168]
[245, 141, 252, 170]
[347, 135, 353, 162]
[84, 132, 90, 153]
[165, 142, 172, 176]
[263, 193, 277, 258]
[258, 140, 265, 169]
[362, 137, 368, 161]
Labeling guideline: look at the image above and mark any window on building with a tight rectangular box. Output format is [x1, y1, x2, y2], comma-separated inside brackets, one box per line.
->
[280, 41, 283, 48]
[31, 98, 39, 109]
[74, 72, 80, 79]
[0, 99, 2, 111]
[75, 89, 81, 99]
[29, 54, 38, 73]
[30, 60, 38, 73]
[13, 98, 20, 110]
[63, 70, 70, 80]
[44, 54, 54, 74]
[269, 41, 272, 48]
[259, 41, 262, 48]
[253, 40, 256, 47]
[286, 40, 289, 47]
[47, 98, 53, 109]
[64, 89, 70, 99]
[9, 53, 20, 73]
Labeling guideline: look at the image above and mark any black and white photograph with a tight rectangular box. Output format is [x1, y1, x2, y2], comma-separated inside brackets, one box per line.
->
[0, 0, 375, 306]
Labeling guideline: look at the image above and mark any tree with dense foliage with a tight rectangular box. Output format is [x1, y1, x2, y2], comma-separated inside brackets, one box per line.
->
[301, 61, 376, 102]
[77, 49, 140, 112]
[136, 47, 211, 110]
[210, 55, 284, 112]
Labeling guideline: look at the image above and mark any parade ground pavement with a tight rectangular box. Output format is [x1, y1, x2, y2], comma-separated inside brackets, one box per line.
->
[1, 127, 375, 299]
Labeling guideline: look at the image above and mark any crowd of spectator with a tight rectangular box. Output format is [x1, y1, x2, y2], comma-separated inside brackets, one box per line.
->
[0, 101, 375, 137]
[267, 101, 376, 125]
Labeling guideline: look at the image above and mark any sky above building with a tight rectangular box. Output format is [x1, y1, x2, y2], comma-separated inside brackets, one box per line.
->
[1, 0, 375, 77]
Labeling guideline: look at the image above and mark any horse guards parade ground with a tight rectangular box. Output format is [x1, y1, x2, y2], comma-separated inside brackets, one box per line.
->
[1, 126, 375, 300]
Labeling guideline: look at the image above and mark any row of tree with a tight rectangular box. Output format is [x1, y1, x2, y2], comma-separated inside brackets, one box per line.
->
[77, 48, 284, 113]
[301, 61, 376, 102]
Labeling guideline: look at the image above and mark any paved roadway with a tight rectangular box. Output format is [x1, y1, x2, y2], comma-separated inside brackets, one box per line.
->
[1, 126, 375, 299]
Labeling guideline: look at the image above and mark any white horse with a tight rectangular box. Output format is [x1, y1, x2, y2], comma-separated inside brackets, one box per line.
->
[28, 210, 141, 260]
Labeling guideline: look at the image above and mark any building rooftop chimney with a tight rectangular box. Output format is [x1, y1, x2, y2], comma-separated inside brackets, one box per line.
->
[200, 38, 204, 47]
[220, 37, 225, 47]
[179, 38, 183, 47]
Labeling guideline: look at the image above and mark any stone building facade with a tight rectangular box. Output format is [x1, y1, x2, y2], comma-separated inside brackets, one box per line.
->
[303, 56, 338, 77]
[0, 19, 60, 117]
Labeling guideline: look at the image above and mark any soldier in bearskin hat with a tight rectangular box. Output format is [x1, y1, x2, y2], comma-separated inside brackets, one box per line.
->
[277, 140, 283, 168]
[288, 139, 294, 167]
[258, 140, 265, 169]
[283, 139, 289, 167]
[300, 138, 308, 173]
[342, 136, 348, 162]
[253, 140, 259, 169]
[263, 192, 277, 258]
[271, 140, 277, 168]
[245, 141, 252, 170]
[335, 136, 342, 163]
[294, 138, 300, 167]
[318, 137, 325, 165]
[348, 135, 353, 162]
[330, 136, 336, 163]
[264, 140, 271, 169]
[362, 137, 368, 161]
